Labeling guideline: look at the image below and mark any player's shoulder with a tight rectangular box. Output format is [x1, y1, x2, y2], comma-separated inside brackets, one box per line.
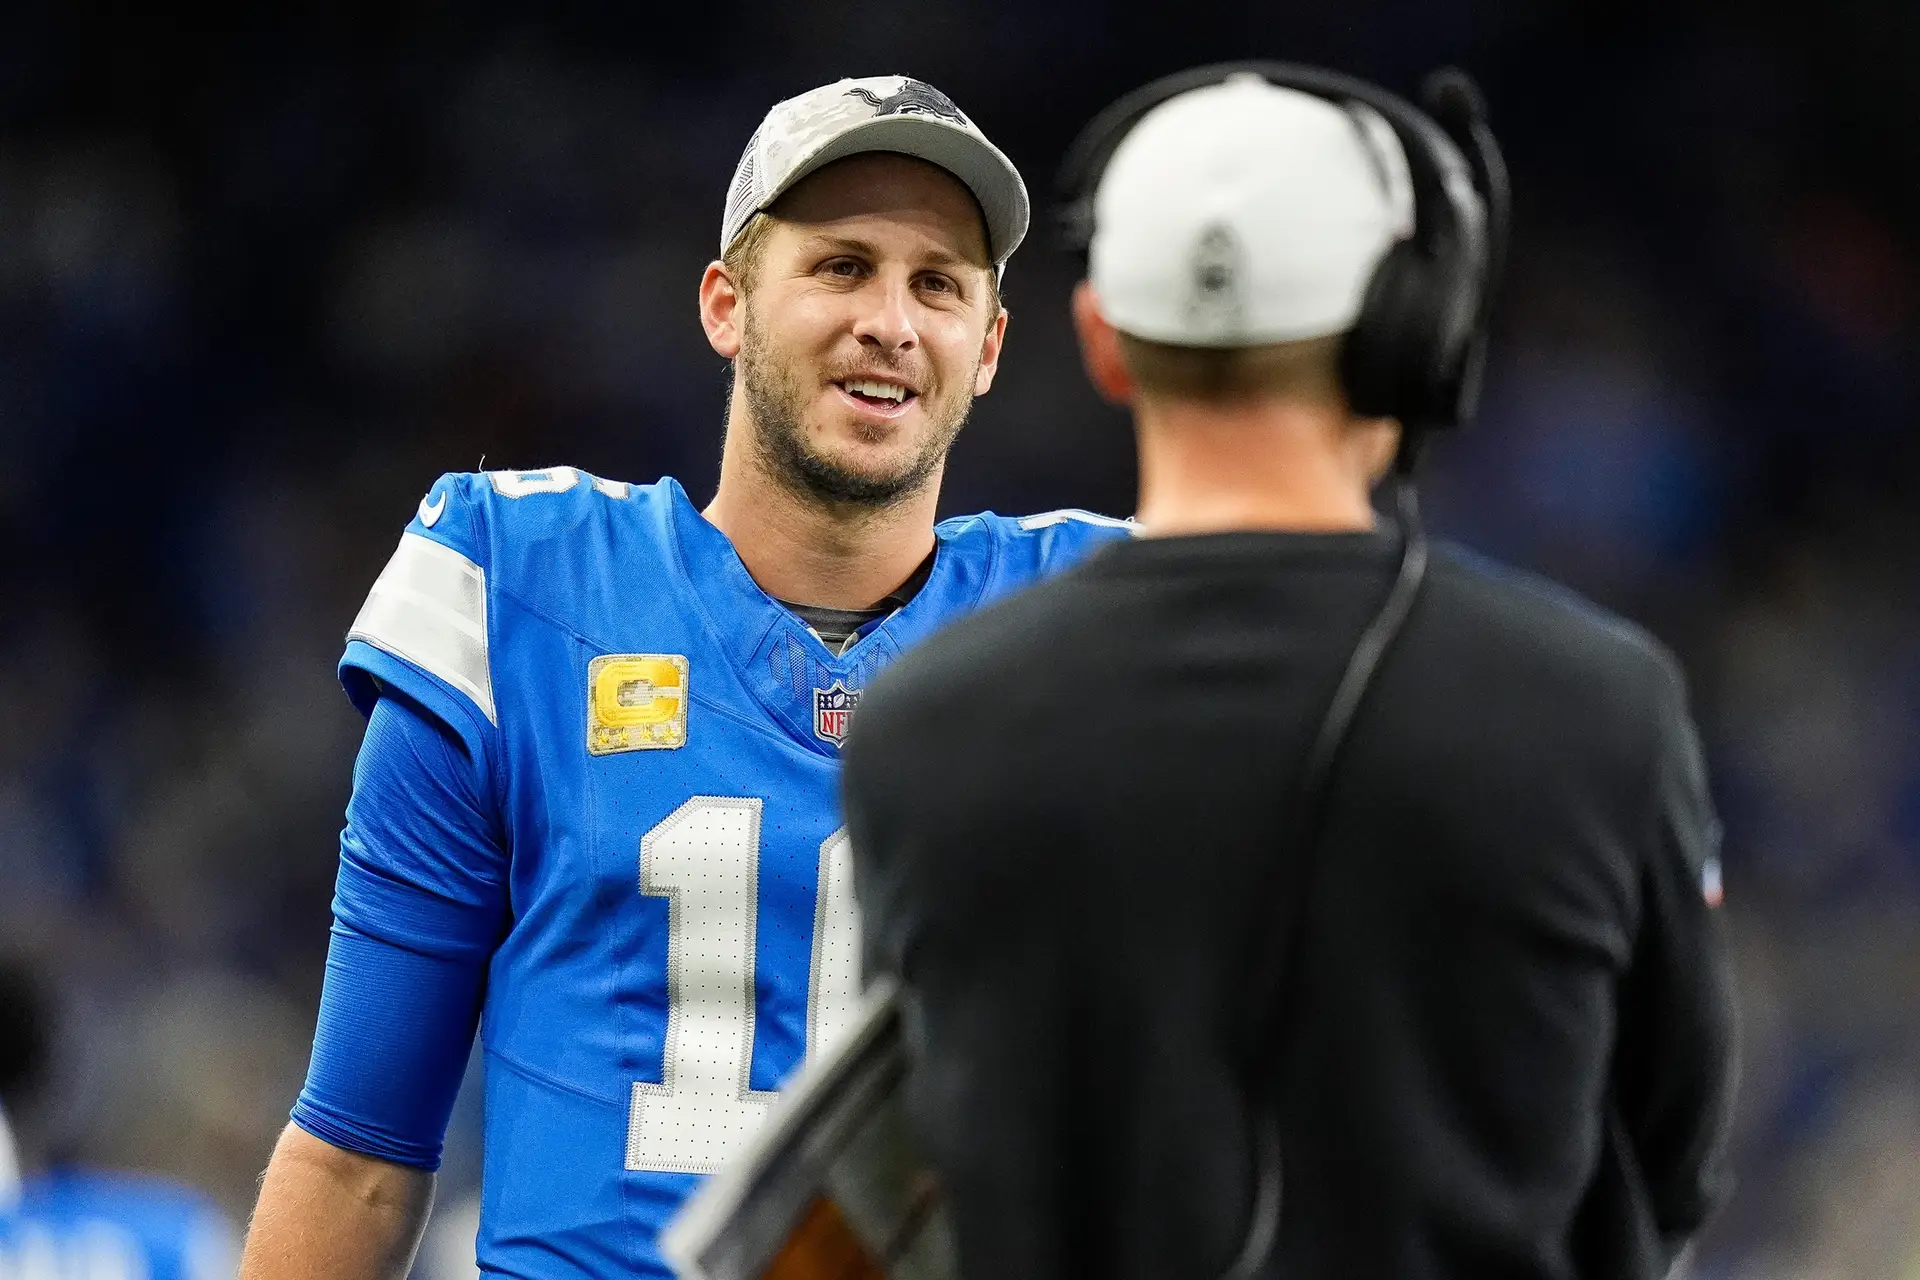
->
[934, 506, 1136, 581]
[341, 467, 681, 732]
[398, 466, 668, 565]
[937, 505, 1138, 548]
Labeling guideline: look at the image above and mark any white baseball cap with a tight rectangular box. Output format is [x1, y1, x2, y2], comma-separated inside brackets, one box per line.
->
[1090, 74, 1416, 348]
[721, 75, 1030, 269]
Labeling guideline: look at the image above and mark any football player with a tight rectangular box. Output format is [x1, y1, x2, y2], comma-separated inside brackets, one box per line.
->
[0, 954, 239, 1280]
[238, 76, 1130, 1279]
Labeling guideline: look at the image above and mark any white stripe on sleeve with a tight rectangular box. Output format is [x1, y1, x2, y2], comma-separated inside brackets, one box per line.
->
[347, 532, 497, 725]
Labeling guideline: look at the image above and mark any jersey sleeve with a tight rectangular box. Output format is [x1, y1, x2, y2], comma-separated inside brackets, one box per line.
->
[291, 689, 509, 1170]
[1611, 660, 1738, 1257]
[341, 472, 498, 755]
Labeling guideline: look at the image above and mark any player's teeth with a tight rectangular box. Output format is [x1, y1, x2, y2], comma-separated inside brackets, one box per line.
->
[848, 379, 906, 402]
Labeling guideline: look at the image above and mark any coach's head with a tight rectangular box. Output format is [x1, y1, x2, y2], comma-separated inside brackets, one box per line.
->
[1067, 73, 1473, 532]
[701, 77, 1026, 510]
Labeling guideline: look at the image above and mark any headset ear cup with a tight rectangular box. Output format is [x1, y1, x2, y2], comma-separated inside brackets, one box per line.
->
[1341, 239, 1428, 420]
[1342, 240, 1479, 429]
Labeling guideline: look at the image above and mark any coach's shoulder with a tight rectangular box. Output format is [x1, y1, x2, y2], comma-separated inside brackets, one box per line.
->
[1430, 542, 1685, 694]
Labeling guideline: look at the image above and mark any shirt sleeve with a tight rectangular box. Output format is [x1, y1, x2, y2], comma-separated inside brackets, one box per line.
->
[1611, 665, 1738, 1255]
[290, 689, 510, 1171]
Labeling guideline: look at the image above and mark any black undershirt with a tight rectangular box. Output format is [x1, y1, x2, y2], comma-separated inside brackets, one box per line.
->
[776, 548, 936, 655]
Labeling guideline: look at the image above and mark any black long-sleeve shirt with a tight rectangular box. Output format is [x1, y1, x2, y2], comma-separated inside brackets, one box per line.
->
[842, 529, 1736, 1280]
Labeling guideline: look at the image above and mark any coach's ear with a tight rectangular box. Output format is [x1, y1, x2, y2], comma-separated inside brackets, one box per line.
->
[1071, 281, 1135, 406]
[701, 261, 744, 359]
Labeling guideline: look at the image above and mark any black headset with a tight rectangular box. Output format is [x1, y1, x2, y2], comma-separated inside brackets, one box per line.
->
[1055, 61, 1510, 452]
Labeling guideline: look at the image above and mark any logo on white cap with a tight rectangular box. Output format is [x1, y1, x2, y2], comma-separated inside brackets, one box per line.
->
[1187, 222, 1248, 334]
[721, 75, 1031, 270]
[844, 80, 967, 124]
[1091, 78, 1414, 348]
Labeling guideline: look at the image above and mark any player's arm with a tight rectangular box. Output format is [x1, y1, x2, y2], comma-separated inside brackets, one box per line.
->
[242, 691, 508, 1280]
[242, 1124, 432, 1280]
[1610, 666, 1738, 1265]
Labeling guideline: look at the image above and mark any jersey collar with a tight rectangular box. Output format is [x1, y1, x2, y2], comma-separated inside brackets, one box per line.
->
[662, 479, 997, 755]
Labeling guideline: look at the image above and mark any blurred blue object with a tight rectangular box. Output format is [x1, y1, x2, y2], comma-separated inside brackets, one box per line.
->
[0, 1167, 239, 1280]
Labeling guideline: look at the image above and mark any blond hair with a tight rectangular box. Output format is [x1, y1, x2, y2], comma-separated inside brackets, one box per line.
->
[1117, 331, 1345, 404]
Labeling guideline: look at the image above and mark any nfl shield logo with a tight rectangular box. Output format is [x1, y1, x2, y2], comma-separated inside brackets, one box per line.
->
[813, 680, 861, 746]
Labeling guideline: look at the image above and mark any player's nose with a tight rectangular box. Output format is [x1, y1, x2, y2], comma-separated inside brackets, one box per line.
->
[850, 272, 919, 355]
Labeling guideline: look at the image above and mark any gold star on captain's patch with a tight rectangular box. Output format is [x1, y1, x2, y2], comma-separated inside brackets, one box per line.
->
[587, 654, 689, 754]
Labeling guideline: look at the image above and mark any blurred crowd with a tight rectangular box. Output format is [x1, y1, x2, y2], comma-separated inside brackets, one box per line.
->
[1, 2, 1916, 1276]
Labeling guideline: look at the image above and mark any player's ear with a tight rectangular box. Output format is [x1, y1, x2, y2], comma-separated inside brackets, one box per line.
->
[1071, 281, 1135, 406]
[700, 261, 744, 360]
[972, 304, 1009, 396]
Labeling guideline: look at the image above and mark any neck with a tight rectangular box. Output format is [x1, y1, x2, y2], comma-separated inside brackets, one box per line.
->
[1131, 394, 1389, 537]
[703, 400, 941, 610]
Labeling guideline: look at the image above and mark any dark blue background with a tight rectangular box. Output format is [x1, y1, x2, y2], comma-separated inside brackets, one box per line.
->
[2, 1, 1916, 1273]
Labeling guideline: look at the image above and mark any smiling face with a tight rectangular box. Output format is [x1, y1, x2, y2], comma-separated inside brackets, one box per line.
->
[702, 153, 1008, 508]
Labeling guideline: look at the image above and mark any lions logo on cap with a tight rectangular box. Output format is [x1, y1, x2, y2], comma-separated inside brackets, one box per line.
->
[845, 79, 967, 125]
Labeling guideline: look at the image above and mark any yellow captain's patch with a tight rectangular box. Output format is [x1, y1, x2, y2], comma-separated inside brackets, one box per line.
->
[587, 654, 689, 754]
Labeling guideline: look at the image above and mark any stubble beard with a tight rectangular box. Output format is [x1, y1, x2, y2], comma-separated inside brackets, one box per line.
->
[734, 309, 975, 510]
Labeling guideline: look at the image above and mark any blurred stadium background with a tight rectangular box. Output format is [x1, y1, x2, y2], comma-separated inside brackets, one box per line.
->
[1, 1, 1916, 1275]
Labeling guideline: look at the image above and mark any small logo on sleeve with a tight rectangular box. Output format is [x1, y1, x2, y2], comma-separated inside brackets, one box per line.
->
[1701, 856, 1724, 908]
[588, 654, 689, 754]
[812, 680, 861, 747]
[417, 489, 448, 528]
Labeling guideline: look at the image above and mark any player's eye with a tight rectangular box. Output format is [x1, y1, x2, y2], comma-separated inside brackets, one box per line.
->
[916, 272, 960, 298]
[821, 258, 867, 280]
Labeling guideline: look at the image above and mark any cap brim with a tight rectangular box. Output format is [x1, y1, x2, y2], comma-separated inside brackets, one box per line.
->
[758, 115, 1030, 267]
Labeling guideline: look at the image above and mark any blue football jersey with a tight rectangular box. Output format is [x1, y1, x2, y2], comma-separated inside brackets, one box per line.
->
[336, 468, 1130, 1276]
[0, 1168, 238, 1280]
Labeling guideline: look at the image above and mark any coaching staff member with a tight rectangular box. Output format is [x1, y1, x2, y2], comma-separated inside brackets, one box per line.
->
[841, 65, 1736, 1280]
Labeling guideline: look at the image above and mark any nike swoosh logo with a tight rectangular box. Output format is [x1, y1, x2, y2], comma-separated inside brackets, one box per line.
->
[418, 491, 447, 528]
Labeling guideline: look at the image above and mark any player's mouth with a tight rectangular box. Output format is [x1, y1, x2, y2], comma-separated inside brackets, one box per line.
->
[833, 376, 919, 420]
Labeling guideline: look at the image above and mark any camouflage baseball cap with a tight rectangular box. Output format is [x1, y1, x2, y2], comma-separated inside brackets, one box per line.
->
[721, 75, 1030, 270]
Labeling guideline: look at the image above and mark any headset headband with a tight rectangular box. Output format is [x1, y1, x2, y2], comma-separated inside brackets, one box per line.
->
[1055, 61, 1510, 436]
